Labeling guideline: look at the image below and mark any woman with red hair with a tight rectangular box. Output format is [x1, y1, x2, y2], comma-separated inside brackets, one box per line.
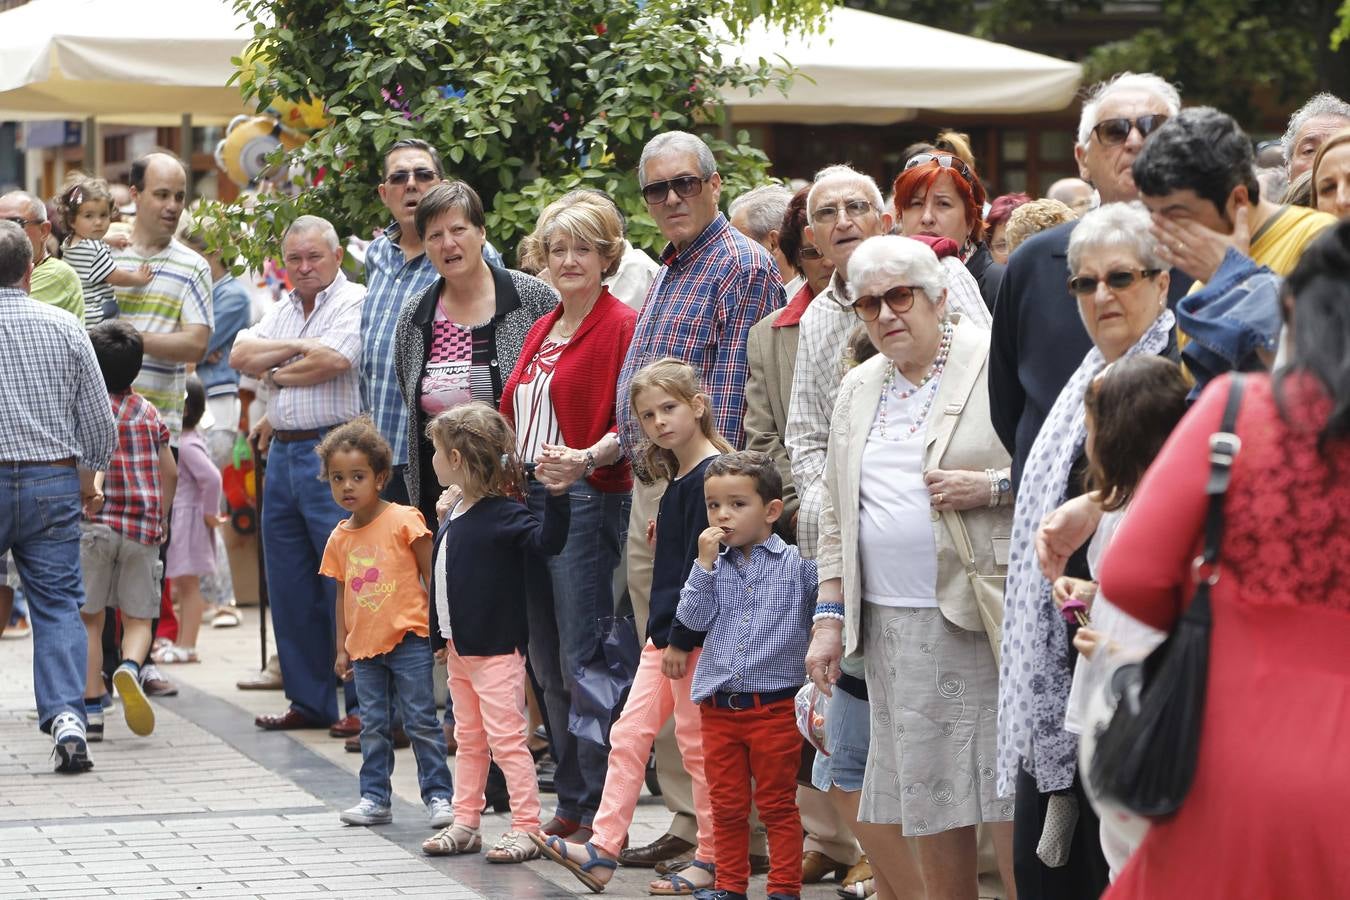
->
[893, 154, 1003, 309]
[985, 193, 1032, 265]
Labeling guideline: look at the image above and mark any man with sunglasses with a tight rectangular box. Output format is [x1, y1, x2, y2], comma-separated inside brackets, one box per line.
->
[612, 130, 783, 879]
[0, 191, 83, 322]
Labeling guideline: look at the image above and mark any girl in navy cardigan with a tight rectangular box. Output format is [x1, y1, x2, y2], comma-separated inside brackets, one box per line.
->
[420, 403, 570, 864]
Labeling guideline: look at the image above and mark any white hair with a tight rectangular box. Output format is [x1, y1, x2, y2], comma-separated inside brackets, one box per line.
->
[638, 131, 716, 187]
[845, 234, 948, 305]
[1076, 72, 1182, 148]
[1066, 202, 1165, 274]
[0, 190, 47, 224]
[1281, 92, 1350, 165]
[728, 184, 792, 242]
[806, 164, 884, 217]
[282, 214, 340, 251]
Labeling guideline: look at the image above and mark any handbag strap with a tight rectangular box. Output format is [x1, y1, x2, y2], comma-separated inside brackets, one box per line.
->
[1188, 375, 1246, 619]
[940, 508, 980, 576]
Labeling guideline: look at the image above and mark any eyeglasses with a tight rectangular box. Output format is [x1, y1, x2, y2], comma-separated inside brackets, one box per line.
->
[641, 175, 709, 205]
[852, 284, 921, 322]
[1, 216, 37, 227]
[810, 199, 875, 227]
[990, 239, 1009, 254]
[904, 153, 974, 185]
[799, 244, 824, 261]
[1091, 115, 1168, 147]
[1067, 268, 1161, 296]
[385, 167, 438, 186]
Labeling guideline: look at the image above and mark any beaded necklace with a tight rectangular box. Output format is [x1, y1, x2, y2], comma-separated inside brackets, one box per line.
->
[876, 319, 953, 441]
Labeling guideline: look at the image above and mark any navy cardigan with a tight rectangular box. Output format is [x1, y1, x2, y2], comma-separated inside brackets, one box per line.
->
[428, 491, 570, 657]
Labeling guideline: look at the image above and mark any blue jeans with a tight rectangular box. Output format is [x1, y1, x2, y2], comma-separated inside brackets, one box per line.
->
[526, 479, 630, 824]
[262, 435, 356, 724]
[352, 632, 453, 807]
[0, 464, 87, 731]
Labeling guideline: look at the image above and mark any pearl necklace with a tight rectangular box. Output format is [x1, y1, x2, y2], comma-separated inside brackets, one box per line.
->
[877, 320, 953, 441]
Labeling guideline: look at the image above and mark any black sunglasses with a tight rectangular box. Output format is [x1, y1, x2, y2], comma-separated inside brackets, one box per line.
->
[904, 152, 974, 185]
[1, 216, 37, 227]
[1067, 268, 1161, 296]
[852, 285, 920, 322]
[1091, 115, 1168, 147]
[642, 175, 708, 205]
[385, 167, 438, 186]
[799, 244, 824, 261]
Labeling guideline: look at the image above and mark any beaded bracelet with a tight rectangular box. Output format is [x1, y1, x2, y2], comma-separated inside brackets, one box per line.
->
[812, 601, 845, 623]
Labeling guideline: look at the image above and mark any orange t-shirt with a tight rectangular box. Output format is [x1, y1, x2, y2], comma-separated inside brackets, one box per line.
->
[320, 503, 432, 660]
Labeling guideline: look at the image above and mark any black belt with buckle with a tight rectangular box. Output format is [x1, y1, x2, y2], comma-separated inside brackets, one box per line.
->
[707, 686, 798, 711]
[273, 425, 341, 443]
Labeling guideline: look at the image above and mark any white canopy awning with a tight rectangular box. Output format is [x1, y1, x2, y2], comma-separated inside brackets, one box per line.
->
[0, 0, 252, 125]
[726, 6, 1083, 125]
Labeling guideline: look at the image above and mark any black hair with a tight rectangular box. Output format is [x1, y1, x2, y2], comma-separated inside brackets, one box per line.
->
[384, 138, 444, 179]
[129, 151, 184, 193]
[704, 450, 783, 505]
[414, 181, 486, 239]
[1083, 356, 1189, 512]
[316, 416, 394, 480]
[181, 376, 206, 431]
[88, 321, 144, 393]
[1132, 107, 1261, 213]
[1277, 219, 1350, 450]
[0, 220, 32, 287]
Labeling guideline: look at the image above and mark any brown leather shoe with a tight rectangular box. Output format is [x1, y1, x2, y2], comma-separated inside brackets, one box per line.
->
[841, 857, 872, 891]
[343, 728, 410, 752]
[653, 848, 696, 876]
[750, 853, 770, 875]
[443, 722, 457, 755]
[541, 815, 580, 837]
[255, 708, 327, 730]
[802, 850, 849, 883]
[618, 833, 695, 868]
[329, 713, 361, 737]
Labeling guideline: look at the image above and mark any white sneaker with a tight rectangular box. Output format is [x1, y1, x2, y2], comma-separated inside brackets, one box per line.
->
[340, 797, 392, 826]
[51, 712, 92, 773]
[426, 796, 453, 828]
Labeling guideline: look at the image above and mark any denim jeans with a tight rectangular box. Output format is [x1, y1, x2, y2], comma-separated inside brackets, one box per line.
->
[526, 479, 630, 824]
[352, 632, 453, 807]
[0, 464, 88, 731]
[261, 435, 356, 724]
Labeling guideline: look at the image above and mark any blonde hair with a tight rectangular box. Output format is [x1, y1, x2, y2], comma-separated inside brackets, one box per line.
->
[1311, 127, 1350, 211]
[934, 130, 976, 170]
[1006, 198, 1079, 253]
[425, 403, 524, 499]
[525, 194, 625, 279]
[628, 358, 732, 483]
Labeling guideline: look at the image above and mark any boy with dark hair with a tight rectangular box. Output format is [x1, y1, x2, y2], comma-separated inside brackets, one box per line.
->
[81, 321, 177, 741]
[675, 450, 816, 900]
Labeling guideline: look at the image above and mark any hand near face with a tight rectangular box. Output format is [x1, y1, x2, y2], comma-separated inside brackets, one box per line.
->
[696, 526, 725, 571]
[925, 469, 989, 512]
[1151, 203, 1250, 284]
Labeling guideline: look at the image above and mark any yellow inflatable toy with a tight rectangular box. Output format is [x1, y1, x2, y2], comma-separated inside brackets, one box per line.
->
[214, 115, 307, 188]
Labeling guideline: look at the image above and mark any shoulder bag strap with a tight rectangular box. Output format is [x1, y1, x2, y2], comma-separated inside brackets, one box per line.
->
[1188, 374, 1246, 622]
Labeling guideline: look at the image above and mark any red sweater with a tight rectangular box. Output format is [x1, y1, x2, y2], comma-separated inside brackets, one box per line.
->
[501, 288, 637, 493]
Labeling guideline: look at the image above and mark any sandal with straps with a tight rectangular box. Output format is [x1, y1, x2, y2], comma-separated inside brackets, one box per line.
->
[650, 859, 715, 895]
[531, 834, 617, 893]
[422, 822, 481, 856]
[486, 829, 540, 864]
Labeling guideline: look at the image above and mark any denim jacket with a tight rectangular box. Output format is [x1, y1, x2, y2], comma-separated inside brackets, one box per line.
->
[1177, 248, 1282, 398]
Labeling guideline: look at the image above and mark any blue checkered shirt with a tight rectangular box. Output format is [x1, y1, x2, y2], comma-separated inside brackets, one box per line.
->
[360, 223, 503, 466]
[616, 215, 783, 454]
[676, 533, 816, 703]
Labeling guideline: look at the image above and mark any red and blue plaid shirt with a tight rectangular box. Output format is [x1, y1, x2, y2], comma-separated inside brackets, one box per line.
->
[616, 214, 784, 453]
[94, 391, 170, 545]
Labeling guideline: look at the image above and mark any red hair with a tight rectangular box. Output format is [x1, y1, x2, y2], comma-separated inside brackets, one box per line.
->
[986, 192, 1031, 229]
[892, 161, 988, 243]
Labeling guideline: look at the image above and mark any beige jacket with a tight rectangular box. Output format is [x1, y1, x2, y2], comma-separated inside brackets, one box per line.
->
[817, 314, 1012, 657]
[744, 306, 801, 523]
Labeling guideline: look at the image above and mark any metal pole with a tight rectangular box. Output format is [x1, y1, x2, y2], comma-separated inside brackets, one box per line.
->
[180, 113, 193, 204]
[83, 116, 99, 174]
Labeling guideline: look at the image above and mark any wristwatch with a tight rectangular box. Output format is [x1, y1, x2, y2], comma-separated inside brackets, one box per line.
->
[264, 365, 280, 390]
[582, 449, 597, 477]
[987, 468, 1012, 507]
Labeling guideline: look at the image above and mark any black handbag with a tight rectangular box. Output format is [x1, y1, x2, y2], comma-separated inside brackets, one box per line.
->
[1088, 374, 1245, 819]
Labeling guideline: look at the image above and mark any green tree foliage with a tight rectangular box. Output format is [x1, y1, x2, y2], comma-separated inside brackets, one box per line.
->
[204, 0, 832, 269]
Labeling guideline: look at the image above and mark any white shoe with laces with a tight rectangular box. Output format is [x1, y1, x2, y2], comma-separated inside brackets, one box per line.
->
[426, 796, 453, 828]
[340, 797, 392, 826]
[51, 712, 93, 773]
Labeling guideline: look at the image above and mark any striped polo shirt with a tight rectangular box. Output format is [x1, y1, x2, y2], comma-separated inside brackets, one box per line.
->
[62, 237, 117, 328]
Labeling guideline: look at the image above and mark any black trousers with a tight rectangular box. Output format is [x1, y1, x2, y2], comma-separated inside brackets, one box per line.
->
[1013, 764, 1110, 899]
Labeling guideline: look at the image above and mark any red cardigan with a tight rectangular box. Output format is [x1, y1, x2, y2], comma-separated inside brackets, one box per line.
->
[500, 288, 637, 493]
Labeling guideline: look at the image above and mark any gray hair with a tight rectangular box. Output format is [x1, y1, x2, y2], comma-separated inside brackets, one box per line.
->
[0, 190, 47, 224]
[1076, 72, 1182, 148]
[281, 214, 340, 251]
[1281, 92, 1350, 165]
[846, 235, 948, 306]
[728, 184, 792, 242]
[638, 131, 716, 188]
[806, 164, 885, 217]
[0, 219, 33, 287]
[1066, 202, 1165, 274]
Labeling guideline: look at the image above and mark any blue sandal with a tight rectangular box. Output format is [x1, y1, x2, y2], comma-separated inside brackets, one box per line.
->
[532, 833, 618, 894]
[650, 858, 716, 895]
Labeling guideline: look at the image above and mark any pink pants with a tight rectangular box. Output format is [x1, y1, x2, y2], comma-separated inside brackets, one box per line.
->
[444, 647, 541, 832]
[591, 641, 715, 863]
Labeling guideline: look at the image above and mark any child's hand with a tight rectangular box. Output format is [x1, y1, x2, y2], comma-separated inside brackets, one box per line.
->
[696, 526, 725, 571]
[1072, 626, 1101, 660]
[434, 647, 448, 664]
[132, 262, 153, 286]
[660, 646, 690, 679]
[435, 485, 462, 521]
[646, 518, 657, 548]
[1052, 576, 1097, 611]
[203, 513, 227, 530]
[82, 489, 104, 519]
[105, 232, 130, 251]
[334, 650, 353, 681]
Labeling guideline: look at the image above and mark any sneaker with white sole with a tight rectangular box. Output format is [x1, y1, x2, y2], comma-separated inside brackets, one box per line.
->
[112, 663, 154, 736]
[340, 797, 392, 826]
[426, 796, 454, 828]
[86, 707, 104, 743]
[50, 712, 93, 773]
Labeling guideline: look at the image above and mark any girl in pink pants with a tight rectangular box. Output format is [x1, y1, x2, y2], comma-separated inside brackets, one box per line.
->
[534, 359, 730, 895]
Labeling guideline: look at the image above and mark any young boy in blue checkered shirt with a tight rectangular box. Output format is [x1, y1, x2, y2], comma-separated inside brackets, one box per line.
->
[676, 450, 816, 900]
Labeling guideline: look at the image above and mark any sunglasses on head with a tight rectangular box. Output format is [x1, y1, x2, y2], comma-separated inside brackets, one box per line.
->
[1067, 268, 1161, 296]
[904, 153, 974, 185]
[1091, 115, 1168, 147]
[385, 167, 438, 186]
[852, 284, 920, 322]
[641, 175, 708, 205]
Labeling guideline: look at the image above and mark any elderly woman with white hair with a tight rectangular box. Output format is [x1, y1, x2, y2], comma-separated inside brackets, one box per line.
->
[805, 234, 1016, 900]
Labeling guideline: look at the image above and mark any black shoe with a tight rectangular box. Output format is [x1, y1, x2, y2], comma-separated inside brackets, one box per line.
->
[537, 757, 557, 794]
[482, 789, 511, 814]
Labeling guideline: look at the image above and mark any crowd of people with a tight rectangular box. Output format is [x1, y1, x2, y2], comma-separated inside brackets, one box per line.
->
[2, 69, 1349, 900]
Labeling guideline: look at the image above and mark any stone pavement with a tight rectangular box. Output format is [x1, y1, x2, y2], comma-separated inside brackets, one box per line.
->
[0, 610, 850, 899]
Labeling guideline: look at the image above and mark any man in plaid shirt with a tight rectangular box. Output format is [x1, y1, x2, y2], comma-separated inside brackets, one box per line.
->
[612, 130, 783, 872]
